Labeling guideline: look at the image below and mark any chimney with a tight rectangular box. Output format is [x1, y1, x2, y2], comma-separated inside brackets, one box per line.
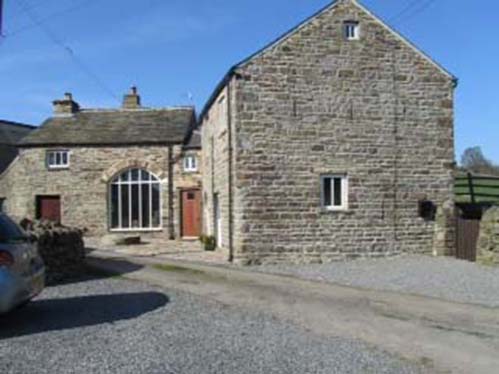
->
[122, 86, 141, 109]
[53, 92, 80, 116]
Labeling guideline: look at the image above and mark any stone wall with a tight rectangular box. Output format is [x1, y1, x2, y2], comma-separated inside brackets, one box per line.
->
[477, 207, 499, 264]
[21, 219, 85, 285]
[219, 0, 455, 264]
[0, 145, 201, 241]
[200, 86, 232, 258]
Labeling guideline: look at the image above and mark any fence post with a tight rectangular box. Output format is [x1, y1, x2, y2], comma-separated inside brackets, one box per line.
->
[467, 172, 476, 204]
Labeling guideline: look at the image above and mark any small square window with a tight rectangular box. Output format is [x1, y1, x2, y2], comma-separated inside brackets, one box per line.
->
[183, 155, 197, 172]
[321, 175, 348, 211]
[46, 150, 70, 169]
[344, 21, 359, 40]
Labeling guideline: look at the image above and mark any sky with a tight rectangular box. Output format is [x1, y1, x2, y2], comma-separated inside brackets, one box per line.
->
[0, 0, 497, 163]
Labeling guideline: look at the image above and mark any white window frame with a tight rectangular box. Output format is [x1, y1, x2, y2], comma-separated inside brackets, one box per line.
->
[183, 155, 198, 172]
[321, 174, 349, 211]
[109, 169, 163, 232]
[344, 21, 360, 40]
[46, 150, 70, 169]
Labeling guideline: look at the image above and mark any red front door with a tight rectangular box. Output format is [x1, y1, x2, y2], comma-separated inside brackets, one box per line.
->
[181, 189, 201, 238]
[37, 196, 61, 223]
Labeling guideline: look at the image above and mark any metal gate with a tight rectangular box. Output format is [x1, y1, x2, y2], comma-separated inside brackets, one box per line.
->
[455, 218, 480, 262]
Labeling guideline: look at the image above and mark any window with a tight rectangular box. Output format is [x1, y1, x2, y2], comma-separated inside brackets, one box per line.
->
[321, 175, 348, 211]
[183, 155, 197, 172]
[47, 150, 70, 169]
[344, 21, 359, 40]
[109, 169, 162, 231]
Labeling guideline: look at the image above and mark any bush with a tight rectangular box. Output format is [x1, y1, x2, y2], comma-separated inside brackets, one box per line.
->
[199, 235, 217, 252]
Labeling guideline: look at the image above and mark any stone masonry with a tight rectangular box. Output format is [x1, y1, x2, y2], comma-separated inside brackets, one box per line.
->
[201, 0, 455, 264]
[0, 145, 201, 240]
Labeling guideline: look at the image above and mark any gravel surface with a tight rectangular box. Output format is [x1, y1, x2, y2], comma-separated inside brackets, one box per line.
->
[256, 255, 499, 307]
[0, 275, 427, 374]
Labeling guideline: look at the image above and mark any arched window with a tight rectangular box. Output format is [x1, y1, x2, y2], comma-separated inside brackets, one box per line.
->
[109, 169, 161, 230]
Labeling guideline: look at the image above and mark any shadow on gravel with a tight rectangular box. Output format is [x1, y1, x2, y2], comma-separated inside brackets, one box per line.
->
[51, 258, 144, 287]
[0, 292, 169, 339]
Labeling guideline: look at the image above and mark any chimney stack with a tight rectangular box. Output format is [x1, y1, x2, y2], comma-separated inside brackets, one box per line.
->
[122, 86, 141, 109]
[53, 92, 80, 116]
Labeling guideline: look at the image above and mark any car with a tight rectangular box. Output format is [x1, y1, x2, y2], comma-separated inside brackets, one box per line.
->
[0, 213, 45, 314]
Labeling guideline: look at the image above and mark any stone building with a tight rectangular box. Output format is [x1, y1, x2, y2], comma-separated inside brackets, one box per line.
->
[200, 0, 456, 264]
[0, 120, 36, 211]
[0, 89, 203, 241]
[1, 0, 456, 263]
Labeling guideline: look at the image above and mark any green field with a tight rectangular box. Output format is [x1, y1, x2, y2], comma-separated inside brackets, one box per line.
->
[455, 174, 499, 203]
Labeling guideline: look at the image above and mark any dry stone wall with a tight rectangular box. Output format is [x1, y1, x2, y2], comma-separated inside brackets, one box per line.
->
[477, 207, 499, 264]
[21, 219, 85, 285]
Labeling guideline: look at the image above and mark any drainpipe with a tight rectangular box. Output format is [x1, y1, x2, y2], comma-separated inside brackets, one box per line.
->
[168, 145, 175, 240]
[227, 79, 235, 263]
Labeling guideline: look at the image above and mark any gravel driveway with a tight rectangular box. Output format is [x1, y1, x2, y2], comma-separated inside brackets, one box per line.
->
[0, 275, 427, 374]
[256, 255, 499, 307]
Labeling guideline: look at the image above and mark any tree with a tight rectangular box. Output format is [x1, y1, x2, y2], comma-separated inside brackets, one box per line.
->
[460, 147, 499, 176]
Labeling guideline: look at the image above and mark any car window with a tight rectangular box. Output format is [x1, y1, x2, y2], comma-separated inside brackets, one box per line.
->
[0, 215, 28, 243]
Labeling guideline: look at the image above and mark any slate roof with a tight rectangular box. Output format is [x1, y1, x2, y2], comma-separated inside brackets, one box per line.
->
[183, 129, 201, 150]
[19, 108, 195, 147]
[0, 120, 36, 174]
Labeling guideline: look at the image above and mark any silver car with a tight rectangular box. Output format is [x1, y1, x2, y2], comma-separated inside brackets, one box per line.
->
[0, 214, 45, 314]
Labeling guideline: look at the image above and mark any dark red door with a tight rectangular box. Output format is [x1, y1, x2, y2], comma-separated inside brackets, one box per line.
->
[37, 196, 61, 223]
[181, 189, 201, 237]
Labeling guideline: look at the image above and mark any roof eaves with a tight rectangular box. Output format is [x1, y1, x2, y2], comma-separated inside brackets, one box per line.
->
[17, 141, 181, 148]
[0, 120, 37, 129]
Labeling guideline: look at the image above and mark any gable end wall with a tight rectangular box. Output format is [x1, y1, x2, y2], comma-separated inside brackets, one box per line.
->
[231, 0, 455, 264]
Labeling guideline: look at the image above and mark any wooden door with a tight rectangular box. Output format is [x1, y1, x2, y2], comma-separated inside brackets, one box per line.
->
[37, 196, 61, 223]
[456, 217, 480, 262]
[181, 189, 201, 238]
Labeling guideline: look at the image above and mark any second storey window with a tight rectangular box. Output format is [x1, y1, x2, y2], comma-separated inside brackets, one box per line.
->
[321, 175, 348, 211]
[344, 21, 359, 40]
[183, 155, 197, 172]
[47, 150, 70, 169]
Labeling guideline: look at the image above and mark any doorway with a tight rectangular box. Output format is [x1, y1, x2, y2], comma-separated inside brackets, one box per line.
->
[36, 195, 61, 223]
[181, 189, 202, 238]
[213, 193, 222, 247]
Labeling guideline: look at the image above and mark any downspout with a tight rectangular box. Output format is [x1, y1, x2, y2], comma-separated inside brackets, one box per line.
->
[390, 42, 400, 245]
[227, 79, 235, 263]
[168, 145, 175, 240]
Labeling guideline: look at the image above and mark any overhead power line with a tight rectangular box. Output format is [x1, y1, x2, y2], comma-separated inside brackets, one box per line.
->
[389, 0, 438, 25]
[16, 0, 119, 102]
[6, 0, 97, 38]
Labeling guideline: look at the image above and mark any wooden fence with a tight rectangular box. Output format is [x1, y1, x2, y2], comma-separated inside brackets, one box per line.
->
[455, 173, 499, 204]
